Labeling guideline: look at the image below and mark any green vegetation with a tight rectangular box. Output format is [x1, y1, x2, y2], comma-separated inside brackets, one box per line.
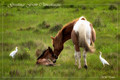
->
[0, 0, 120, 80]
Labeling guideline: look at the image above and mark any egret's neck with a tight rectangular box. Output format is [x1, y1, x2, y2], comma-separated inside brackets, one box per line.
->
[100, 53, 102, 58]
[16, 48, 18, 51]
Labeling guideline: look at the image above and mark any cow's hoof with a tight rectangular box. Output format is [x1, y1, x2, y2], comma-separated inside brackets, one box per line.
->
[78, 66, 82, 69]
[84, 65, 88, 69]
[75, 63, 77, 66]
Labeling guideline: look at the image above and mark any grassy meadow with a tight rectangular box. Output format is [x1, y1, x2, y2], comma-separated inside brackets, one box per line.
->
[0, 0, 120, 80]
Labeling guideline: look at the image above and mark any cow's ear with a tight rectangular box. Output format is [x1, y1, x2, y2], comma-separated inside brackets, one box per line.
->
[51, 36, 55, 40]
[48, 47, 52, 52]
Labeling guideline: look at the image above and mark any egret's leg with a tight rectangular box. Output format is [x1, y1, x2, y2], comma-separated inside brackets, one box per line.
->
[83, 49, 87, 69]
[102, 64, 105, 69]
[77, 51, 81, 69]
[103, 64, 105, 67]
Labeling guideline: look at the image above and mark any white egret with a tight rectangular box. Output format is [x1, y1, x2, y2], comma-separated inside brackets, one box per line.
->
[9, 47, 18, 58]
[99, 51, 109, 66]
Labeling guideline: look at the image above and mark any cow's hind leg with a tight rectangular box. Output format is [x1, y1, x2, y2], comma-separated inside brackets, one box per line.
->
[74, 48, 77, 65]
[83, 49, 87, 69]
[74, 45, 81, 69]
[77, 50, 81, 69]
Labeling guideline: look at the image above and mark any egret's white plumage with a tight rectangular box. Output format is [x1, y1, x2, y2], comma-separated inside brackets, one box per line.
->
[9, 47, 18, 58]
[99, 51, 109, 66]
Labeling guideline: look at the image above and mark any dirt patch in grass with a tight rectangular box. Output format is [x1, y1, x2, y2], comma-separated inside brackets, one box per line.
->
[115, 34, 120, 40]
[20, 40, 37, 49]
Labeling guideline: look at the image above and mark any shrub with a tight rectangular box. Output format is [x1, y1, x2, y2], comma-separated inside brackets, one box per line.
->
[33, 28, 40, 33]
[35, 41, 46, 57]
[81, 5, 87, 10]
[1, 43, 15, 51]
[18, 26, 34, 31]
[3, 12, 14, 16]
[108, 4, 117, 10]
[20, 40, 37, 49]
[36, 49, 42, 57]
[9, 70, 20, 77]
[43, 5, 60, 9]
[25, 26, 34, 30]
[17, 8, 21, 11]
[74, 8, 79, 12]
[89, 7, 94, 10]
[28, 68, 43, 75]
[62, 4, 74, 8]
[28, 69, 37, 74]
[93, 17, 106, 27]
[15, 48, 30, 60]
[37, 21, 50, 29]
[116, 34, 120, 40]
[49, 24, 62, 32]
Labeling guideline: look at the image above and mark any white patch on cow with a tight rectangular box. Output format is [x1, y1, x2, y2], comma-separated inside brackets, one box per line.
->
[73, 16, 91, 46]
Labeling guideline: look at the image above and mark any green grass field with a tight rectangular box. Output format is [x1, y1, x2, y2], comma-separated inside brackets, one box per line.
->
[0, 0, 120, 80]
